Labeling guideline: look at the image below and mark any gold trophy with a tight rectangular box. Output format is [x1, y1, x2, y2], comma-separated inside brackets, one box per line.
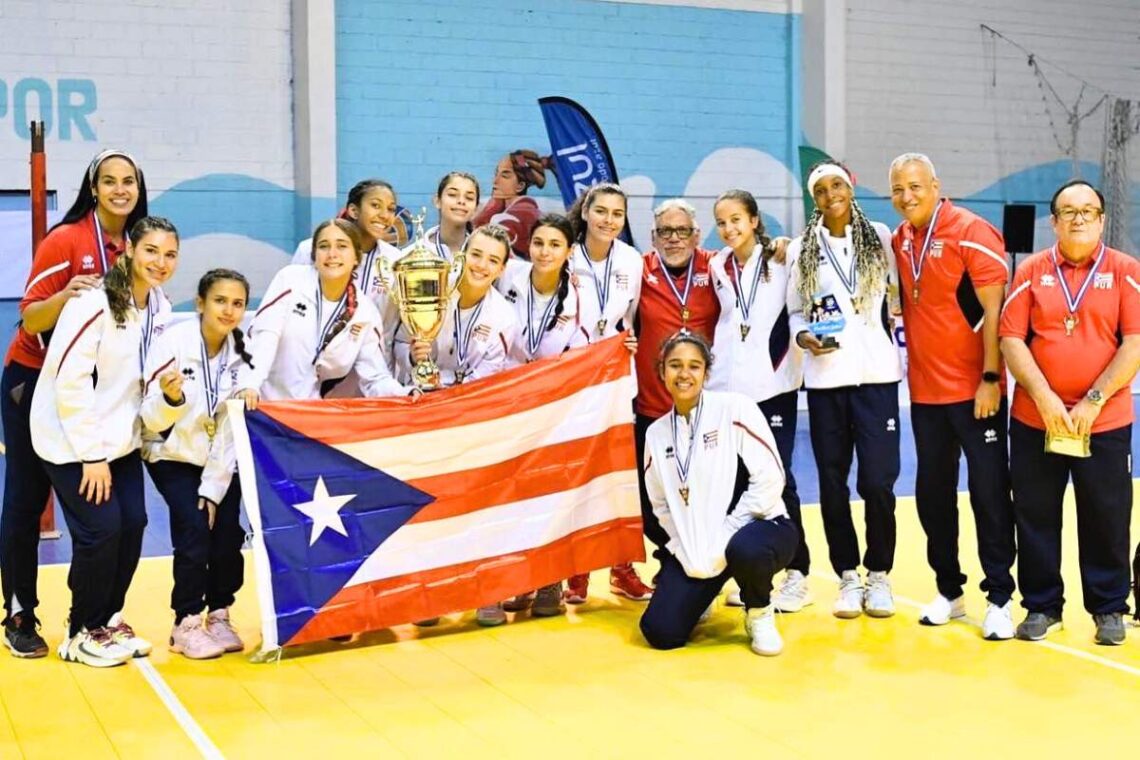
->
[378, 209, 465, 389]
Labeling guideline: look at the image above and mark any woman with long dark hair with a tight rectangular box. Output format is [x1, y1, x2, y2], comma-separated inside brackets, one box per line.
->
[0, 150, 150, 659]
[31, 216, 179, 667]
[472, 150, 551, 259]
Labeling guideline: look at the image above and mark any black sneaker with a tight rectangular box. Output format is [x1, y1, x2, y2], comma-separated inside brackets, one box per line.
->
[1093, 613, 1125, 646]
[1015, 611, 1063, 641]
[3, 613, 49, 658]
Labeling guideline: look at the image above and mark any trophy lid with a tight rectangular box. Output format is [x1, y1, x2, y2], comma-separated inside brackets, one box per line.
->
[395, 207, 449, 272]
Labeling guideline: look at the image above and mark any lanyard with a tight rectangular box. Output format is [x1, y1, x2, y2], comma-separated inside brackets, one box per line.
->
[819, 228, 857, 296]
[728, 250, 764, 325]
[313, 287, 347, 364]
[137, 291, 158, 376]
[430, 226, 469, 261]
[199, 330, 228, 418]
[908, 199, 944, 299]
[1052, 242, 1106, 316]
[91, 212, 127, 275]
[453, 297, 485, 373]
[670, 395, 703, 491]
[525, 279, 559, 360]
[581, 242, 614, 324]
[662, 254, 695, 320]
[358, 244, 379, 292]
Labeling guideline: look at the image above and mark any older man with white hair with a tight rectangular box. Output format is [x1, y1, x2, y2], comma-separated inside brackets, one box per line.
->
[889, 153, 1017, 640]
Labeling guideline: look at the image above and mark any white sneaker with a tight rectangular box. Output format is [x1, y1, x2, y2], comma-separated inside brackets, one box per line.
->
[864, 571, 895, 618]
[725, 589, 744, 607]
[982, 600, 1015, 641]
[919, 594, 966, 626]
[833, 570, 864, 619]
[772, 570, 813, 613]
[744, 606, 782, 656]
[107, 612, 152, 657]
[57, 627, 131, 668]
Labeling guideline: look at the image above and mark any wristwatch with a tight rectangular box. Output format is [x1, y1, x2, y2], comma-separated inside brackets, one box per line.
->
[982, 371, 1001, 384]
[1085, 388, 1106, 407]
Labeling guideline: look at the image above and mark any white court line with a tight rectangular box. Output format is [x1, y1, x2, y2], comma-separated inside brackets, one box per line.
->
[810, 569, 1140, 680]
[132, 658, 225, 759]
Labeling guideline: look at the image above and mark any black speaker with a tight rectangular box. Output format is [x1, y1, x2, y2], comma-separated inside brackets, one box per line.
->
[1002, 204, 1036, 254]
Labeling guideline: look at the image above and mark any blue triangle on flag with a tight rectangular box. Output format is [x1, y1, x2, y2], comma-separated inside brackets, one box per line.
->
[245, 410, 435, 645]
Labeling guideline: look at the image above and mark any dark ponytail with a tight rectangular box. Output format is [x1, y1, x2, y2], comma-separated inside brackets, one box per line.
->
[715, 189, 774, 283]
[198, 268, 255, 368]
[105, 216, 178, 324]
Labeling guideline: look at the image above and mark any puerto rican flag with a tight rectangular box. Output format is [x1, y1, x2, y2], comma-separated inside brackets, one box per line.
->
[230, 335, 643, 651]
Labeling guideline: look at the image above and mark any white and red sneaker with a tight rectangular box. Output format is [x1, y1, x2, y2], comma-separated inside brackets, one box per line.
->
[610, 564, 653, 601]
[564, 574, 590, 604]
[108, 612, 151, 657]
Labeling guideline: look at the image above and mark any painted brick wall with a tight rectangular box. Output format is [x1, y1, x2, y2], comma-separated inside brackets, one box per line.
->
[844, 0, 1140, 241]
[335, 0, 802, 241]
[0, 0, 296, 302]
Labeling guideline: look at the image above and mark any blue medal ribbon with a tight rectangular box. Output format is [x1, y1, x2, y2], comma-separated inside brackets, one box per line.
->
[525, 277, 560, 360]
[819, 227, 858, 297]
[670, 394, 703, 504]
[313, 286, 348, 364]
[728, 249, 765, 327]
[453, 297, 485, 377]
[91, 211, 128, 275]
[662, 254, 695, 320]
[1051, 242, 1106, 331]
[581, 242, 614, 334]
[908, 199, 944, 299]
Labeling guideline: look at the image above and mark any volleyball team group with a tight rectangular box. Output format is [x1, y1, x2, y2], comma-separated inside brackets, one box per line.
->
[0, 146, 1136, 667]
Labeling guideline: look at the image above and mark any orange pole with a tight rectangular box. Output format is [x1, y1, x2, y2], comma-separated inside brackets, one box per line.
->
[29, 122, 59, 539]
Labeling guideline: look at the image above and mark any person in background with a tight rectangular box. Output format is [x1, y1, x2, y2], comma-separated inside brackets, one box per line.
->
[473, 150, 551, 259]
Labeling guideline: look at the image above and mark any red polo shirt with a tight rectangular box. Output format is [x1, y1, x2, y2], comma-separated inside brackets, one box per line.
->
[999, 244, 1140, 433]
[635, 248, 720, 418]
[4, 212, 124, 370]
[892, 199, 1009, 404]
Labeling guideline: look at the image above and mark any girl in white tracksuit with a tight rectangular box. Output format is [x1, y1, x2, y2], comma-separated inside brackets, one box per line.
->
[494, 214, 589, 618]
[392, 224, 520, 390]
[639, 332, 797, 655]
[237, 219, 412, 407]
[786, 161, 902, 620]
[141, 269, 253, 660]
[30, 216, 179, 667]
[563, 183, 653, 604]
[708, 189, 806, 611]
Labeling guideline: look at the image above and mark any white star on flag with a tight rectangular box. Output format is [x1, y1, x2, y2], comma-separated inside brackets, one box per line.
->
[291, 476, 356, 546]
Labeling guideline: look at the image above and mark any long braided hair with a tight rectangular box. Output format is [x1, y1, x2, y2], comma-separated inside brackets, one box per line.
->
[197, 268, 255, 367]
[714, 190, 777, 283]
[309, 219, 361, 356]
[104, 216, 178, 325]
[796, 162, 889, 315]
[530, 213, 575, 332]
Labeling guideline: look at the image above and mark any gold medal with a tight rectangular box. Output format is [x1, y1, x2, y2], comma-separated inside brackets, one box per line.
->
[681, 307, 690, 322]
[454, 369, 467, 384]
[1064, 314, 1078, 336]
[740, 324, 751, 341]
[679, 485, 689, 505]
[912, 286, 920, 302]
[204, 419, 217, 440]
[596, 318, 607, 335]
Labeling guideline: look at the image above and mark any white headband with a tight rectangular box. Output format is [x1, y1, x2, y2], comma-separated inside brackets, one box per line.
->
[807, 164, 853, 194]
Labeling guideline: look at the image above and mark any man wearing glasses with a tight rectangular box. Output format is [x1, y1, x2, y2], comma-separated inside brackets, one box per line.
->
[999, 180, 1140, 645]
[889, 153, 1018, 640]
[633, 199, 721, 566]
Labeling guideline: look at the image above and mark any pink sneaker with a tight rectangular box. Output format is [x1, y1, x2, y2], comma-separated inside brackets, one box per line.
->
[170, 614, 225, 660]
[206, 608, 244, 653]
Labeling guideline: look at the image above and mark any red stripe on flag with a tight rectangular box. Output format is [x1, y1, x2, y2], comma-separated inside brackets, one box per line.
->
[286, 516, 646, 646]
[405, 423, 635, 524]
[256, 333, 631, 445]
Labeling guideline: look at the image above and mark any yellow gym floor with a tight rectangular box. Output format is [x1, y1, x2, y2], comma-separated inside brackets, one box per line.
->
[2, 490, 1138, 759]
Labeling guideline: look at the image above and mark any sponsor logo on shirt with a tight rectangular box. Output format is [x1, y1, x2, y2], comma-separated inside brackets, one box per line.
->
[886, 418, 897, 433]
[646, 272, 659, 285]
[614, 273, 630, 291]
[81, 254, 95, 270]
[693, 273, 710, 287]
[1039, 274, 1056, 288]
[293, 302, 308, 317]
[769, 414, 783, 429]
[473, 324, 491, 341]
[1094, 272, 1114, 290]
[664, 445, 675, 459]
[984, 428, 998, 444]
[182, 367, 196, 380]
[504, 288, 519, 303]
[702, 431, 718, 449]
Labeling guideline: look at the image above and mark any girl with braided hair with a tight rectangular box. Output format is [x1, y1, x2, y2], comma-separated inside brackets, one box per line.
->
[473, 150, 552, 260]
[785, 161, 902, 621]
[30, 215, 179, 667]
[236, 219, 411, 409]
[141, 269, 255, 659]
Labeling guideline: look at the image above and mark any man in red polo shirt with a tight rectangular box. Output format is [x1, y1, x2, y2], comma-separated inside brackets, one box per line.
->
[1000, 179, 1140, 645]
[634, 199, 721, 562]
[889, 153, 1017, 640]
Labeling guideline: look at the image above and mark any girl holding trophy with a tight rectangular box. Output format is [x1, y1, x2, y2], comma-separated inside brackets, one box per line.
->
[708, 190, 805, 613]
[786, 161, 902, 620]
[141, 269, 253, 660]
[237, 219, 412, 408]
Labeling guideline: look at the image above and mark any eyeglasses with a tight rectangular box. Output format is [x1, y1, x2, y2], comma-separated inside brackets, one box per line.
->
[654, 226, 695, 240]
[1056, 207, 1103, 223]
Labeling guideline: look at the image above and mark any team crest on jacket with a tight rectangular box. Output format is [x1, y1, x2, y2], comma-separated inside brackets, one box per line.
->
[81, 254, 95, 270]
[769, 414, 783, 429]
[702, 431, 718, 449]
[1094, 273, 1114, 289]
[615, 273, 630, 290]
[473, 324, 491, 340]
[930, 241, 944, 258]
[1039, 274, 1056, 287]
[664, 445, 675, 459]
